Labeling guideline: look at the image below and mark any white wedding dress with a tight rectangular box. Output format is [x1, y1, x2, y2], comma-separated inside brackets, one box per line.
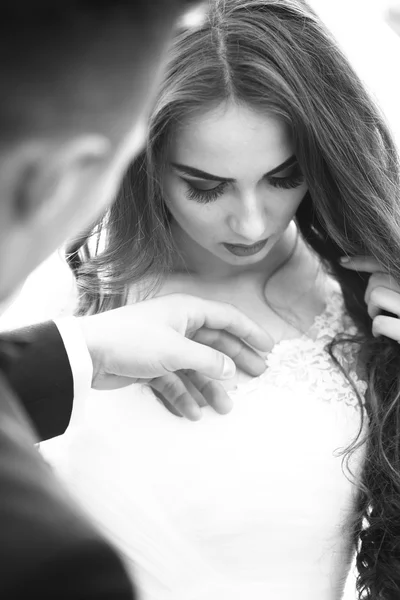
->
[42, 280, 368, 600]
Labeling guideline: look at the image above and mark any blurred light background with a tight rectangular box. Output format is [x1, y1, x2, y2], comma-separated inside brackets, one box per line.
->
[1, 3, 399, 598]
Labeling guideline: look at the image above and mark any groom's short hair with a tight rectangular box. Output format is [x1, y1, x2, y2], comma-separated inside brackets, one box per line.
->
[0, 0, 199, 144]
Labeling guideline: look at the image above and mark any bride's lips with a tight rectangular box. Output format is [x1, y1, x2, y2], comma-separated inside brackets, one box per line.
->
[223, 238, 268, 257]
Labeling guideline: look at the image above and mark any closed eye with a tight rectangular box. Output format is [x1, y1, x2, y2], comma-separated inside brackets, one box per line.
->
[184, 179, 228, 203]
[268, 172, 305, 189]
[181, 164, 305, 203]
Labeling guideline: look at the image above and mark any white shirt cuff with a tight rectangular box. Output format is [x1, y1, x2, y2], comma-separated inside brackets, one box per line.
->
[53, 317, 93, 407]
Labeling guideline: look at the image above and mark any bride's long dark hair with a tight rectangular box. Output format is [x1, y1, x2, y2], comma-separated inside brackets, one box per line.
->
[67, 1, 400, 596]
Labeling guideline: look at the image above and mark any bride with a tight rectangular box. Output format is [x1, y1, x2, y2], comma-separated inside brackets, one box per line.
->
[43, 1, 400, 598]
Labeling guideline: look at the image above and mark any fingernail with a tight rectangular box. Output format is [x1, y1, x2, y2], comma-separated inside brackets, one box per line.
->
[339, 256, 350, 263]
[222, 356, 236, 378]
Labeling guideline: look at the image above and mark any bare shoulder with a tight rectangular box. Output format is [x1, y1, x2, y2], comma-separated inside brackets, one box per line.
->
[126, 272, 207, 304]
[156, 273, 202, 297]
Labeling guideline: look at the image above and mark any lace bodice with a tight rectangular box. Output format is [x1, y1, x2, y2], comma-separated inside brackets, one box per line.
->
[43, 279, 368, 600]
[229, 281, 367, 410]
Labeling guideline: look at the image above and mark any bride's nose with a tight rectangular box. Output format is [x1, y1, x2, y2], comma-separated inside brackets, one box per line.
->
[228, 190, 267, 242]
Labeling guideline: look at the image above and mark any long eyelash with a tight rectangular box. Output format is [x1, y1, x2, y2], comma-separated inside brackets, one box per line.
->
[185, 172, 305, 203]
[186, 182, 228, 203]
[269, 174, 305, 189]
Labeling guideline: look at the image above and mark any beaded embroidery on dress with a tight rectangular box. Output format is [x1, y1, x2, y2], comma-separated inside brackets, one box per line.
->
[42, 277, 368, 600]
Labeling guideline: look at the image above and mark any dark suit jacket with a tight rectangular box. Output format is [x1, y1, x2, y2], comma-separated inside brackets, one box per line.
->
[2, 320, 76, 441]
[0, 321, 136, 598]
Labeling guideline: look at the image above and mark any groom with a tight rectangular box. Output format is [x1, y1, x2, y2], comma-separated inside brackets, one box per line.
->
[0, 1, 272, 598]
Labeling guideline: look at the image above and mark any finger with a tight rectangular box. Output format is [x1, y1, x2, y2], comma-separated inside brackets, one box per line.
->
[151, 388, 183, 417]
[184, 296, 273, 353]
[179, 372, 209, 408]
[186, 371, 234, 415]
[165, 332, 236, 380]
[339, 256, 384, 273]
[152, 370, 211, 414]
[149, 372, 203, 421]
[193, 328, 267, 377]
[364, 272, 400, 306]
[368, 286, 400, 319]
[373, 314, 400, 342]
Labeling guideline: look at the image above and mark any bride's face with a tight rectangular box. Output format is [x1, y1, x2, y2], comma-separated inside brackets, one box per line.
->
[163, 101, 308, 269]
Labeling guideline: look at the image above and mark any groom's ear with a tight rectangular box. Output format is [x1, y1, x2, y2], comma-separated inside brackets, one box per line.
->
[0, 133, 114, 303]
[5, 135, 111, 227]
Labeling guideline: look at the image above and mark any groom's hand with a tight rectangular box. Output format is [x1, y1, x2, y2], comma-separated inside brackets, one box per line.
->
[78, 294, 273, 415]
[148, 321, 271, 420]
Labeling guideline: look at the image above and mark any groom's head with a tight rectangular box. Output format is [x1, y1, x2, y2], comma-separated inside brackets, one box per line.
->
[0, 0, 198, 302]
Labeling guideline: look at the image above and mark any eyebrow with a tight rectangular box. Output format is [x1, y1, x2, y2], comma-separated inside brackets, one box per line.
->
[171, 154, 297, 182]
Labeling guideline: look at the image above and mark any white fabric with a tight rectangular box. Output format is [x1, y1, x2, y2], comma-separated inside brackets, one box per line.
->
[44, 280, 368, 600]
[53, 317, 93, 405]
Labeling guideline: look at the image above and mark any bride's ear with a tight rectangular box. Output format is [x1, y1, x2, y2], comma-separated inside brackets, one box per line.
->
[5, 135, 111, 227]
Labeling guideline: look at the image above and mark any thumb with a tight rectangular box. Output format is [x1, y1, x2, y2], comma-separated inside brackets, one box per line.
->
[170, 336, 236, 380]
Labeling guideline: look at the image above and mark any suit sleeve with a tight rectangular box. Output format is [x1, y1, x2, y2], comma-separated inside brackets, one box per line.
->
[0, 321, 74, 441]
[0, 375, 136, 599]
